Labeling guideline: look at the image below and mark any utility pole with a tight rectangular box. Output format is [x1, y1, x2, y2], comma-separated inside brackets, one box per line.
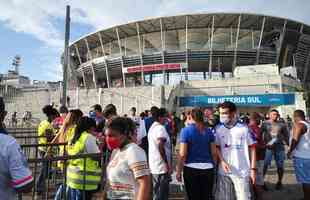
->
[62, 5, 70, 107]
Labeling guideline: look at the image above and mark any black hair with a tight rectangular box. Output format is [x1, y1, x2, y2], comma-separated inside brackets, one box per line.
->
[42, 105, 54, 116]
[130, 107, 136, 112]
[153, 108, 167, 121]
[92, 104, 102, 112]
[191, 108, 204, 123]
[218, 101, 237, 113]
[59, 106, 68, 114]
[269, 109, 279, 114]
[70, 109, 84, 124]
[103, 104, 117, 118]
[150, 106, 159, 116]
[108, 117, 136, 137]
[294, 110, 305, 119]
[71, 116, 96, 145]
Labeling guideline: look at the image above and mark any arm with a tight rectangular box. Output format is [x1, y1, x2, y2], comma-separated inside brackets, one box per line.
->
[216, 146, 231, 173]
[8, 141, 34, 193]
[158, 138, 170, 171]
[136, 175, 151, 200]
[282, 124, 290, 146]
[210, 143, 218, 164]
[249, 145, 257, 185]
[176, 143, 188, 182]
[288, 123, 306, 156]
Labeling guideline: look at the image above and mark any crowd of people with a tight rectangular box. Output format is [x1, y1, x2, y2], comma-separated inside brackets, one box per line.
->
[0, 95, 310, 200]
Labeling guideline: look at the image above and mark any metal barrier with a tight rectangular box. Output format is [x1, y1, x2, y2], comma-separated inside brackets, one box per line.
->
[19, 143, 106, 200]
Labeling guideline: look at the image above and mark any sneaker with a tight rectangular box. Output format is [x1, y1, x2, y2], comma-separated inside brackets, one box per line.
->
[275, 182, 283, 190]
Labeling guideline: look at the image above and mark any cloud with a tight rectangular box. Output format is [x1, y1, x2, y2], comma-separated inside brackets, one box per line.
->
[0, 0, 310, 80]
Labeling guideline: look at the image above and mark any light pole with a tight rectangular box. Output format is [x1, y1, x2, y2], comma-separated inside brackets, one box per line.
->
[62, 5, 70, 107]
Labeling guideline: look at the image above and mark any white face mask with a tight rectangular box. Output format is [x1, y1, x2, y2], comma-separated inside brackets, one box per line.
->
[220, 114, 230, 124]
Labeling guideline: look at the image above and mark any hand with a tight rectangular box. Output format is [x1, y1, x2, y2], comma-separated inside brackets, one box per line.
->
[176, 171, 182, 182]
[221, 160, 231, 174]
[287, 151, 292, 160]
[166, 163, 173, 175]
[250, 169, 256, 185]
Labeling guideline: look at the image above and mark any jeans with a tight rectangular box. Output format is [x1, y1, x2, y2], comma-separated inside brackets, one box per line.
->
[264, 149, 286, 169]
[66, 187, 94, 200]
[152, 173, 171, 200]
[183, 166, 214, 200]
[36, 151, 50, 193]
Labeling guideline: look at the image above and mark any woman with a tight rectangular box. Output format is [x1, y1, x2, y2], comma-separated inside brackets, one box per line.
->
[176, 108, 217, 200]
[54, 109, 83, 200]
[36, 105, 58, 194]
[105, 117, 151, 200]
[66, 116, 101, 200]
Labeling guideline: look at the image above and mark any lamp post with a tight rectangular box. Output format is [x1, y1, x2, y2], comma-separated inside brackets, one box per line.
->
[62, 5, 70, 107]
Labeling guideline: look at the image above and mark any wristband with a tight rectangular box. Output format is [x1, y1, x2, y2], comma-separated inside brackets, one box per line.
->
[251, 168, 257, 171]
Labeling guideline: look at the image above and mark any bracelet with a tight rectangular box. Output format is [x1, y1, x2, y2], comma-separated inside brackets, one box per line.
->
[251, 168, 257, 171]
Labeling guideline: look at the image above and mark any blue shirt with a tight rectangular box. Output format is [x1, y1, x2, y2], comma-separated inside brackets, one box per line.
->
[180, 124, 215, 164]
[144, 117, 155, 134]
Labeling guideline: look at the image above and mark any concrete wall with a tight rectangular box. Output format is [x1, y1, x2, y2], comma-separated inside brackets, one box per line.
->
[5, 85, 176, 121]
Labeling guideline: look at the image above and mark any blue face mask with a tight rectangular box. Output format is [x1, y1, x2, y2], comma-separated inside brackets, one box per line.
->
[220, 114, 230, 124]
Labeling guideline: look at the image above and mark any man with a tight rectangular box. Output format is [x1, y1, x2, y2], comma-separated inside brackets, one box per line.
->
[0, 97, 34, 199]
[249, 112, 265, 200]
[287, 110, 310, 200]
[148, 108, 172, 200]
[144, 106, 159, 133]
[262, 109, 289, 190]
[129, 107, 139, 124]
[91, 104, 105, 132]
[53, 106, 68, 130]
[215, 101, 256, 200]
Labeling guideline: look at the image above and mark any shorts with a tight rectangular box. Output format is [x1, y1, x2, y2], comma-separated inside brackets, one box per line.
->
[256, 160, 264, 186]
[264, 149, 285, 169]
[293, 157, 310, 184]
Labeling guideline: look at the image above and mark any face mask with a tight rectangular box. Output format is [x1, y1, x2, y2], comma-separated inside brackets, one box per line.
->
[220, 114, 230, 124]
[106, 136, 121, 150]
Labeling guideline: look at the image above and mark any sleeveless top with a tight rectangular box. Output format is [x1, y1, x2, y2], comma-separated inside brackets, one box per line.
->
[293, 121, 310, 159]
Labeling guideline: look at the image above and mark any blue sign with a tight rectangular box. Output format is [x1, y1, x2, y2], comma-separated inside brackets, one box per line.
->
[179, 93, 295, 107]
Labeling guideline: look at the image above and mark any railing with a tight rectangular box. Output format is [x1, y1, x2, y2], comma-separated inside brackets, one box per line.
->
[18, 143, 107, 200]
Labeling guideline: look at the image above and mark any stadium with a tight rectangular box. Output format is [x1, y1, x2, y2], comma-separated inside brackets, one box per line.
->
[61, 12, 310, 116]
[69, 13, 310, 89]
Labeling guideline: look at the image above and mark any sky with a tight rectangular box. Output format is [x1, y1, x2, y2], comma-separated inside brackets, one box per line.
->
[0, 0, 309, 81]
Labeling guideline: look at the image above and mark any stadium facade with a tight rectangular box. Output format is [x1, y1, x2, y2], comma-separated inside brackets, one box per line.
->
[68, 13, 310, 90]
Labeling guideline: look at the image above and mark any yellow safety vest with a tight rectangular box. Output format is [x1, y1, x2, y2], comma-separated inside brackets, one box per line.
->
[38, 120, 54, 152]
[67, 131, 101, 191]
[57, 125, 76, 169]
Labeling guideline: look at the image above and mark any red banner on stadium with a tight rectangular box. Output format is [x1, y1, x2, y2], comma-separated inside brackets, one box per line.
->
[124, 63, 184, 73]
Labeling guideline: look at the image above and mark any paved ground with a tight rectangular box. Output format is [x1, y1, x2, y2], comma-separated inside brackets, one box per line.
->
[169, 160, 303, 200]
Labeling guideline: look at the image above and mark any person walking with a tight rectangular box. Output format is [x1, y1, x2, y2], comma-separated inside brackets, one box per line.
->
[262, 109, 289, 190]
[215, 101, 256, 200]
[176, 108, 217, 200]
[0, 97, 34, 199]
[105, 117, 151, 200]
[249, 112, 265, 200]
[148, 108, 172, 200]
[287, 110, 310, 200]
[66, 116, 101, 200]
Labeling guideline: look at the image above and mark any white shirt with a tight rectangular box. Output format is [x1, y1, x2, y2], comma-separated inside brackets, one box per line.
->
[148, 121, 172, 174]
[107, 143, 150, 200]
[215, 122, 256, 178]
[293, 121, 310, 159]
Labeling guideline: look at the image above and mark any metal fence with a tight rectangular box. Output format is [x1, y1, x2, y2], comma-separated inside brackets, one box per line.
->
[19, 143, 106, 200]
